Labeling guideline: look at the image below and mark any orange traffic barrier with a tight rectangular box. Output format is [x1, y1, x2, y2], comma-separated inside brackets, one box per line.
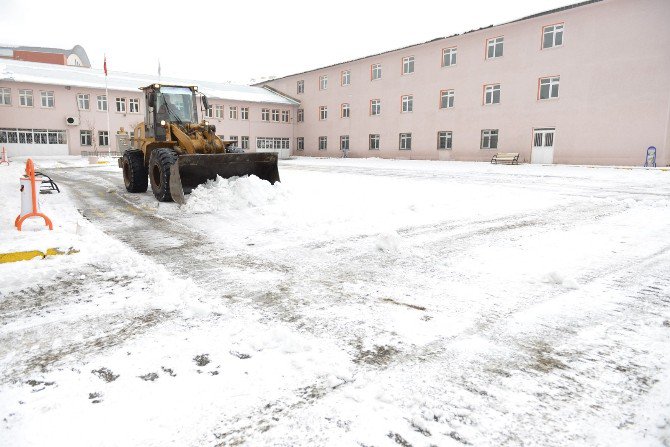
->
[0, 147, 9, 165]
[15, 159, 53, 231]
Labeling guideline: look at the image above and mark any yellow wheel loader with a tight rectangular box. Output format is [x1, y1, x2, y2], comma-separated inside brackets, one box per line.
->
[118, 84, 280, 204]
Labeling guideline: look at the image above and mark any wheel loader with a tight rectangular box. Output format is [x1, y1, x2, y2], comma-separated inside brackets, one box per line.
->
[118, 84, 280, 204]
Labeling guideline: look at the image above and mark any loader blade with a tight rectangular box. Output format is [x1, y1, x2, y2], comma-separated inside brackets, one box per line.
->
[168, 153, 280, 205]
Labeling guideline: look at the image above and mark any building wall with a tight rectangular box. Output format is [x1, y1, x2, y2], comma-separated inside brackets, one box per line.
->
[0, 81, 296, 156]
[264, 0, 670, 166]
[13, 50, 66, 66]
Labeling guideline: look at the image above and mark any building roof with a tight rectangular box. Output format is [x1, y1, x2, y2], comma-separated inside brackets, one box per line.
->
[255, 0, 603, 84]
[0, 44, 91, 67]
[0, 59, 299, 106]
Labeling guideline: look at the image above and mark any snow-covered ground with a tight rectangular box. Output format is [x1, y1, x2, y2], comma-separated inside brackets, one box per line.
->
[1, 156, 669, 446]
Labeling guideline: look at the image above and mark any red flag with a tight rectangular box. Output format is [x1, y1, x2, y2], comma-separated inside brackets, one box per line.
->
[104, 55, 108, 76]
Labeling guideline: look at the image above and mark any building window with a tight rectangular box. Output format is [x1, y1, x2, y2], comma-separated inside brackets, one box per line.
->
[261, 108, 270, 121]
[369, 134, 380, 150]
[543, 24, 564, 49]
[297, 137, 304, 151]
[440, 90, 454, 109]
[438, 131, 453, 150]
[0, 88, 10, 105]
[481, 129, 499, 149]
[341, 103, 350, 118]
[271, 109, 280, 122]
[399, 133, 412, 150]
[97, 95, 107, 111]
[205, 105, 213, 118]
[229, 136, 239, 145]
[19, 89, 33, 107]
[98, 130, 109, 146]
[256, 137, 290, 150]
[487, 37, 504, 59]
[41, 91, 55, 108]
[77, 94, 90, 110]
[442, 47, 457, 67]
[341, 70, 350, 86]
[215, 105, 224, 118]
[484, 84, 501, 105]
[370, 99, 381, 116]
[281, 110, 290, 123]
[539, 76, 560, 99]
[402, 56, 414, 75]
[230, 106, 238, 119]
[371, 63, 382, 80]
[340, 135, 349, 151]
[241, 107, 249, 120]
[318, 136, 327, 150]
[401, 95, 413, 113]
[297, 108, 304, 122]
[115, 97, 126, 112]
[34, 129, 48, 144]
[319, 75, 328, 90]
[129, 98, 140, 113]
[80, 130, 92, 146]
[319, 106, 327, 120]
[0, 129, 62, 144]
[241, 136, 249, 149]
[17, 129, 32, 144]
[297, 80, 304, 94]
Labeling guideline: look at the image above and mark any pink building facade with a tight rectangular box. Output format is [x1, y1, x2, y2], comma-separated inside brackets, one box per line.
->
[262, 0, 670, 166]
[0, 61, 298, 158]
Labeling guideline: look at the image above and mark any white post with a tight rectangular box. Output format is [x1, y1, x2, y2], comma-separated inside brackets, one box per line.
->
[105, 74, 111, 158]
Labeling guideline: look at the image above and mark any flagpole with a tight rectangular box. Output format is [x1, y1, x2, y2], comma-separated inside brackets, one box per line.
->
[104, 54, 111, 158]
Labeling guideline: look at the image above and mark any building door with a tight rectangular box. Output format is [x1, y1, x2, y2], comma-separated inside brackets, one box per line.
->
[532, 128, 555, 164]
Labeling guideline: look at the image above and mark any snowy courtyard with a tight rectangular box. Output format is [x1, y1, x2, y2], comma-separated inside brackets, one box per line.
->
[1, 157, 669, 446]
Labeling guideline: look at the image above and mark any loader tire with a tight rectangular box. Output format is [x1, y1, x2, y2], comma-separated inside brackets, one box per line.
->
[149, 147, 178, 202]
[122, 150, 148, 193]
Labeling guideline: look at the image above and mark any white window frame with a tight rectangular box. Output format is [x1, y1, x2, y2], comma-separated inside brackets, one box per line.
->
[297, 137, 304, 151]
[115, 97, 126, 113]
[97, 95, 107, 111]
[402, 56, 414, 75]
[297, 80, 305, 94]
[318, 136, 327, 150]
[297, 108, 304, 123]
[77, 93, 90, 110]
[215, 104, 224, 119]
[281, 110, 290, 123]
[484, 84, 501, 105]
[438, 131, 453, 150]
[399, 133, 412, 150]
[486, 37, 504, 59]
[341, 70, 350, 86]
[442, 47, 457, 67]
[440, 90, 454, 109]
[205, 105, 213, 118]
[543, 23, 564, 49]
[230, 106, 238, 120]
[19, 89, 33, 107]
[481, 129, 499, 149]
[241, 136, 249, 149]
[129, 98, 140, 113]
[319, 75, 328, 90]
[340, 135, 349, 151]
[80, 130, 92, 146]
[98, 130, 109, 147]
[371, 63, 382, 80]
[241, 107, 249, 120]
[370, 99, 381, 116]
[271, 109, 280, 122]
[0, 87, 10, 105]
[401, 95, 413, 113]
[539, 76, 560, 100]
[319, 106, 327, 121]
[261, 108, 270, 121]
[369, 134, 380, 150]
[341, 103, 350, 118]
[41, 91, 55, 108]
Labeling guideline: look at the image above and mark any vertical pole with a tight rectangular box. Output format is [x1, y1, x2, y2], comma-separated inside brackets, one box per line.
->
[105, 74, 111, 158]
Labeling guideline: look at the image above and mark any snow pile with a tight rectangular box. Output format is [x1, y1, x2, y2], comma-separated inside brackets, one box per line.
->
[183, 175, 284, 214]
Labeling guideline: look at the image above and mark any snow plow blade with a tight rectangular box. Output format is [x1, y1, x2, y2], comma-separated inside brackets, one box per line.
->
[169, 153, 280, 204]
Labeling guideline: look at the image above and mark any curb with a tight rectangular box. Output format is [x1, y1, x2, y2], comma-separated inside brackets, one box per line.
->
[0, 247, 79, 264]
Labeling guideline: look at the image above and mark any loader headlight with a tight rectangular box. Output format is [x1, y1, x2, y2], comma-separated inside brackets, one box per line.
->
[154, 83, 160, 88]
[204, 120, 209, 126]
[160, 120, 166, 126]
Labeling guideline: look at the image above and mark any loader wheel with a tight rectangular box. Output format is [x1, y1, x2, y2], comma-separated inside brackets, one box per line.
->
[149, 147, 178, 202]
[122, 150, 148, 193]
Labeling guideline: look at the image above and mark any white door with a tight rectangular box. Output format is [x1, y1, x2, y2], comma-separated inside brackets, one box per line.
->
[531, 128, 555, 164]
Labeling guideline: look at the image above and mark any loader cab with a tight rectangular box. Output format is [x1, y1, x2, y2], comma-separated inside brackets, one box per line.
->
[144, 84, 199, 140]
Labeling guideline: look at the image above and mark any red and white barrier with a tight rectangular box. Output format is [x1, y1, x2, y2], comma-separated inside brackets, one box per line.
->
[0, 147, 9, 166]
[15, 159, 53, 231]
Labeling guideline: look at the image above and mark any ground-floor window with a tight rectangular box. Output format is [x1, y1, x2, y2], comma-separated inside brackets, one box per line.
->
[241, 136, 249, 149]
[98, 131, 109, 147]
[481, 129, 498, 149]
[256, 137, 290, 150]
[340, 135, 349, 151]
[399, 133, 412, 150]
[438, 131, 453, 150]
[0, 128, 66, 145]
[80, 130, 92, 146]
[369, 134, 380, 150]
[229, 136, 238, 145]
[297, 137, 304, 151]
[319, 136, 327, 150]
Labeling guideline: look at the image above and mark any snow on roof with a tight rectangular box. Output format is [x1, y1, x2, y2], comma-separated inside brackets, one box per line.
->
[0, 59, 298, 106]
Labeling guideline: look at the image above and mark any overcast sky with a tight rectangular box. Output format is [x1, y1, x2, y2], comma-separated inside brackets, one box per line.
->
[1, 0, 579, 84]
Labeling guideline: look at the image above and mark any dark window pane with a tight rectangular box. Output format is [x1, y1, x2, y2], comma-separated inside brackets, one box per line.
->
[544, 33, 554, 48]
[556, 31, 563, 46]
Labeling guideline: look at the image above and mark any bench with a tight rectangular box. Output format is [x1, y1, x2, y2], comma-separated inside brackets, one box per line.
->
[491, 152, 520, 165]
